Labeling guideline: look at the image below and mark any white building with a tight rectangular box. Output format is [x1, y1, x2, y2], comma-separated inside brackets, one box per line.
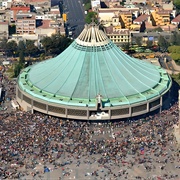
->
[35, 12, 60, 20]
[91, 0, 101, 11]
[0, 0, 12, 9]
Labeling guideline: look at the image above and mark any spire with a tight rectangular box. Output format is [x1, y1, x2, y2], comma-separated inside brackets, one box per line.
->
[91, 17, 95, 24]
[76, 22, 110, 46]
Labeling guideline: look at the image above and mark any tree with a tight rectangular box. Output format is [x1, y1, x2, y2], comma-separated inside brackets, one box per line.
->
[40, 36, 52, 55]
[158, 35, 169, 52]
[170, 53, 180, 61]
[85, 12, 98, 24]
[19, 50, 25, 64]
[174, 0, 180, 10]
[84, 3, 91, 11]
[121, 42, 130, 50]
[14, 63, 24, 77]
[82, 0, 91, 4]
[41, 34, 73, 56]
[40, 53, 45, 60]
[146, 40, 153, 49]
[18, 40, 26, 53]
[25, 40, 39, 57]
[168, 46, 180, 62]
[0, 37, 8, 53]
[151, 27, 163, 32]
[6, 40, 18, 56]
[133, 37, 142, 47]
[168, 46, 180, 53]
[170, 32, 180, 46]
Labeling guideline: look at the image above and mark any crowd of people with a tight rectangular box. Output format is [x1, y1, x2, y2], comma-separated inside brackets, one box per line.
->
[0, 103, 179, 179]
[0, 65, 180, 180]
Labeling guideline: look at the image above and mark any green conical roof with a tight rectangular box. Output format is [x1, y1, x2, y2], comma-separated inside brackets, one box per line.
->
[18, 23, 171, 107]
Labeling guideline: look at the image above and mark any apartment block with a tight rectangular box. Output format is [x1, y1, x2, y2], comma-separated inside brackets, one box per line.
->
[16, 15, 35, 34]
[119, 11, 132, 29]
[151, 10, 171, 26]
[0, 20, 8, 39]
[10, 5, 30, 21]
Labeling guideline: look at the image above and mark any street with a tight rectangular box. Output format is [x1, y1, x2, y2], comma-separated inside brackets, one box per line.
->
[63, 0, 85, 38]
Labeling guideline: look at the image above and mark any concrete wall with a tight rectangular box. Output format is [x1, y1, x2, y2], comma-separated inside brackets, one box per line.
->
[16, 85, 166, 120]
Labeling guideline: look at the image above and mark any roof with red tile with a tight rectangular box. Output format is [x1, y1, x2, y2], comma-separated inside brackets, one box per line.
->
[171, 14, 180, 23]
[161, 24, 177, 31]
[38, 20, 51, 29]
[134, 14, 149, 23]
[10, 6, 30, 11]
[50, 10, 60, 15]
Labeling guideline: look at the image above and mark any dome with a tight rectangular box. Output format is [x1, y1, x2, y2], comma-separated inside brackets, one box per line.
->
[16, 23, 171, 120]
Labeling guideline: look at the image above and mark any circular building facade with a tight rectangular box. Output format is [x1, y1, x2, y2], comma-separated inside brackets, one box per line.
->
[16, 23, 172, 120]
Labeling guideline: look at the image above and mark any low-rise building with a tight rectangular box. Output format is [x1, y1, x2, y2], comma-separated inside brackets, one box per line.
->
[10, 5, 30, 21]
[16, 14, 36, 34]
[104, 26, 130, 44]
[35, 20, 58, 37]
[35, 5, 60, 20]
[0, 20, 8, 39]
[162, 1, 173, 11]
[35, 11, 60, 20]
[98, 8, 118, 26]
[91, 0, 101, 11]
[171, 14, 180, 29]
[119, 11, 132, 29]
[132, 31, 173, 46]
[151, 9, 171, 26]
[131, 14, 150, 31]
[98, 7, 139, 27]
[133, 14, 149, 25]
[24, 0, 51, 11]
[0, 0, 12, 9]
